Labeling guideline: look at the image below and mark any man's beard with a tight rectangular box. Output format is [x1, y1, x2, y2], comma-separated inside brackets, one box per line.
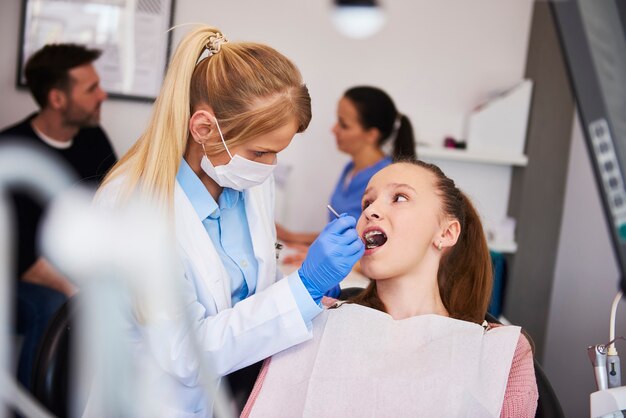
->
[63, 104, 100, 128]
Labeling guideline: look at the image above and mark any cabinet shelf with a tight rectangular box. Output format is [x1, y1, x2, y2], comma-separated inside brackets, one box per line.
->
[417, 146, 528, 167]
[489, 240, 518, 254]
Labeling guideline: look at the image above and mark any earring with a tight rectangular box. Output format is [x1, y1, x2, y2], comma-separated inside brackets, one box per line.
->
[437, 241, 443, 251]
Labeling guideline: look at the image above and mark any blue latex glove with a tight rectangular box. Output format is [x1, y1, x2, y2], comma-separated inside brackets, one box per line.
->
[298, 214, 365, 303]
[324, 285, 342, 299]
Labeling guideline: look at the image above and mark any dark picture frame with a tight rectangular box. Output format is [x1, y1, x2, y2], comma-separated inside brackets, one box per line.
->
[17, 0, 176, 102]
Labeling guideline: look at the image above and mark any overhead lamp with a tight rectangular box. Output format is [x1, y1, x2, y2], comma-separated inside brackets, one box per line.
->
[331, 0, 386, 40]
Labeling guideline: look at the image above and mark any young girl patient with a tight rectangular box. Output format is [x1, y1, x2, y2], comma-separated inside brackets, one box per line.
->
[242, 160, 538, 417]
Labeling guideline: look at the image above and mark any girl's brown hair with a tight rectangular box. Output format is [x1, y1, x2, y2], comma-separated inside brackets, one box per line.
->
[350, 159, 493, 324]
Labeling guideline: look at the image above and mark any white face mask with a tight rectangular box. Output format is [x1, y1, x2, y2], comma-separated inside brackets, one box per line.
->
[200, 118, 277, 191]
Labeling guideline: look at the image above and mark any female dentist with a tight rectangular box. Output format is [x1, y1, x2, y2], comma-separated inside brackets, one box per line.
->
[95, 26, 364, 417]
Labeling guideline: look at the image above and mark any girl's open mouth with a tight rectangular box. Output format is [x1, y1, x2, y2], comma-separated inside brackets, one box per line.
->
[363, 229, 388, 249]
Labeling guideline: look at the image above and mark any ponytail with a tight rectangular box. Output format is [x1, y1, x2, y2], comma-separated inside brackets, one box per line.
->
[100, 26, 222, 207]
[99, 25, 311, 207]
[343, 86, 416, 162]
[391, 114, 416, 160]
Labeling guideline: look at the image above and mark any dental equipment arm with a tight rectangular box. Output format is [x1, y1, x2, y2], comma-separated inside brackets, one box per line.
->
[588, 290, 626, 418]
[0, 142, 75, 418]
[589, 344, 609, 391]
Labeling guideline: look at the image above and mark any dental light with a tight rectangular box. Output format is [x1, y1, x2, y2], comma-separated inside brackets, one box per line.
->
[331, 0, 386, 40]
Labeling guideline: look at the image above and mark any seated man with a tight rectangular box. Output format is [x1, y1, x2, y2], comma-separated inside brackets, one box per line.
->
[0, 43, 117, 391]
[242, 159, 538, 417]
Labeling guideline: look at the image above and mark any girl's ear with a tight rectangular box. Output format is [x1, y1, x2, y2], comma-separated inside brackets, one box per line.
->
[437, 219, 461, 250]
[189, 109, 216, 146]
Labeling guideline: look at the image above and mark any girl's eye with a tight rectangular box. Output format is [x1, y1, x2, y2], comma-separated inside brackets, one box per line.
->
[394, 194, 408, 203]
[253, 151, 268, 158]
[362, 200, 371, 210]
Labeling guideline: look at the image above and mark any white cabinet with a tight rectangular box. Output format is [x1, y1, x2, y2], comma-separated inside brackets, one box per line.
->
[418, 147, 528, 166]
[417, 79, 533, 254]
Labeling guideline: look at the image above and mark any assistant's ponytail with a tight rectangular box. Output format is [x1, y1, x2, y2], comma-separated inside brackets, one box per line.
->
[343, 86, 416, 161]
[391, 114, 416, 160]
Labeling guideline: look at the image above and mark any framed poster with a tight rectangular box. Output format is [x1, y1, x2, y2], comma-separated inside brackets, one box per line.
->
[17, 0, 175, 101]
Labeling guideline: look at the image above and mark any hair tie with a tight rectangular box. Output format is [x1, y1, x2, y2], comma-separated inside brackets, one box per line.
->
[206, 33, 228, 56]
[393, 113, 402, 132]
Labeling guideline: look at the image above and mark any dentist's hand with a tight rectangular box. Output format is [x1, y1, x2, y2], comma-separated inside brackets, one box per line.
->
[298, 214, 365, 303]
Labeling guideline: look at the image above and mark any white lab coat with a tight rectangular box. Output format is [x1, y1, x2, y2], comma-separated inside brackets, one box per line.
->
[93, 175, 314, 417]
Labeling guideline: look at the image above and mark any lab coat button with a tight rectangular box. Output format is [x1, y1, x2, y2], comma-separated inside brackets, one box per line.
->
[241, 260, 248, 268]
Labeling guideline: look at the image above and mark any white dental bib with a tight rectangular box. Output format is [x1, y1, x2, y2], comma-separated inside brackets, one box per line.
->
[246, 303, 520, 418]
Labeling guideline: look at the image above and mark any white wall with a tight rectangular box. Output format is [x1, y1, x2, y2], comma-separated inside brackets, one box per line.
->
[544, 114, 625, 417]
[0, 0, 534, 232]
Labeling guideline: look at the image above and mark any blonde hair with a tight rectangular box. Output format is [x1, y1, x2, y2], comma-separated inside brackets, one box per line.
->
[100, 25, 311, 206]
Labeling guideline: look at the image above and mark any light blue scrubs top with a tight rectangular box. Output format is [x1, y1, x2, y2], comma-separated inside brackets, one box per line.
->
[177, 160, 320, 320]
[329, 156, 392, 221]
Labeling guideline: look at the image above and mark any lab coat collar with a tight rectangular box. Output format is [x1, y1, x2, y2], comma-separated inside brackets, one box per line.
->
[176, 159, 217, 221]
[174, 181, 231, 311]
[243, 179, 277, 293]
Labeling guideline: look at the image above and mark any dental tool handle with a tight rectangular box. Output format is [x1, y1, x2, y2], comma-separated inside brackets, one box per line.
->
[608, 354, 622, 388]
[589, 345, 609, 390]
[594, 366, 609, 391]
[326, 205, 340, 219]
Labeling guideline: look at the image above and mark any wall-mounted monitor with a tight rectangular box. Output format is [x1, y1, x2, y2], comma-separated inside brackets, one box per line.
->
[551, 0, 626, 289]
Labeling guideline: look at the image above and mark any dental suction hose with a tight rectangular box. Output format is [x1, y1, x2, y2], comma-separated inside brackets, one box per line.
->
[608, 290, 624, 388]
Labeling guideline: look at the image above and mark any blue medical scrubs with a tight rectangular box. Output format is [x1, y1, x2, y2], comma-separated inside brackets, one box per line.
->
[328, 156, 392, 221]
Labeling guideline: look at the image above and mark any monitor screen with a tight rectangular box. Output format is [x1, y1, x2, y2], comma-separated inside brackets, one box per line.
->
[552, 0, 626, 287]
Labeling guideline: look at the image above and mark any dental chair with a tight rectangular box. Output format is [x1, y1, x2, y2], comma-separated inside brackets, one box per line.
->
[338, 287, 565, 418]
[227, 361, 264, 413]
[31, 296, 76, 417]
[484, 311, 565, 418]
